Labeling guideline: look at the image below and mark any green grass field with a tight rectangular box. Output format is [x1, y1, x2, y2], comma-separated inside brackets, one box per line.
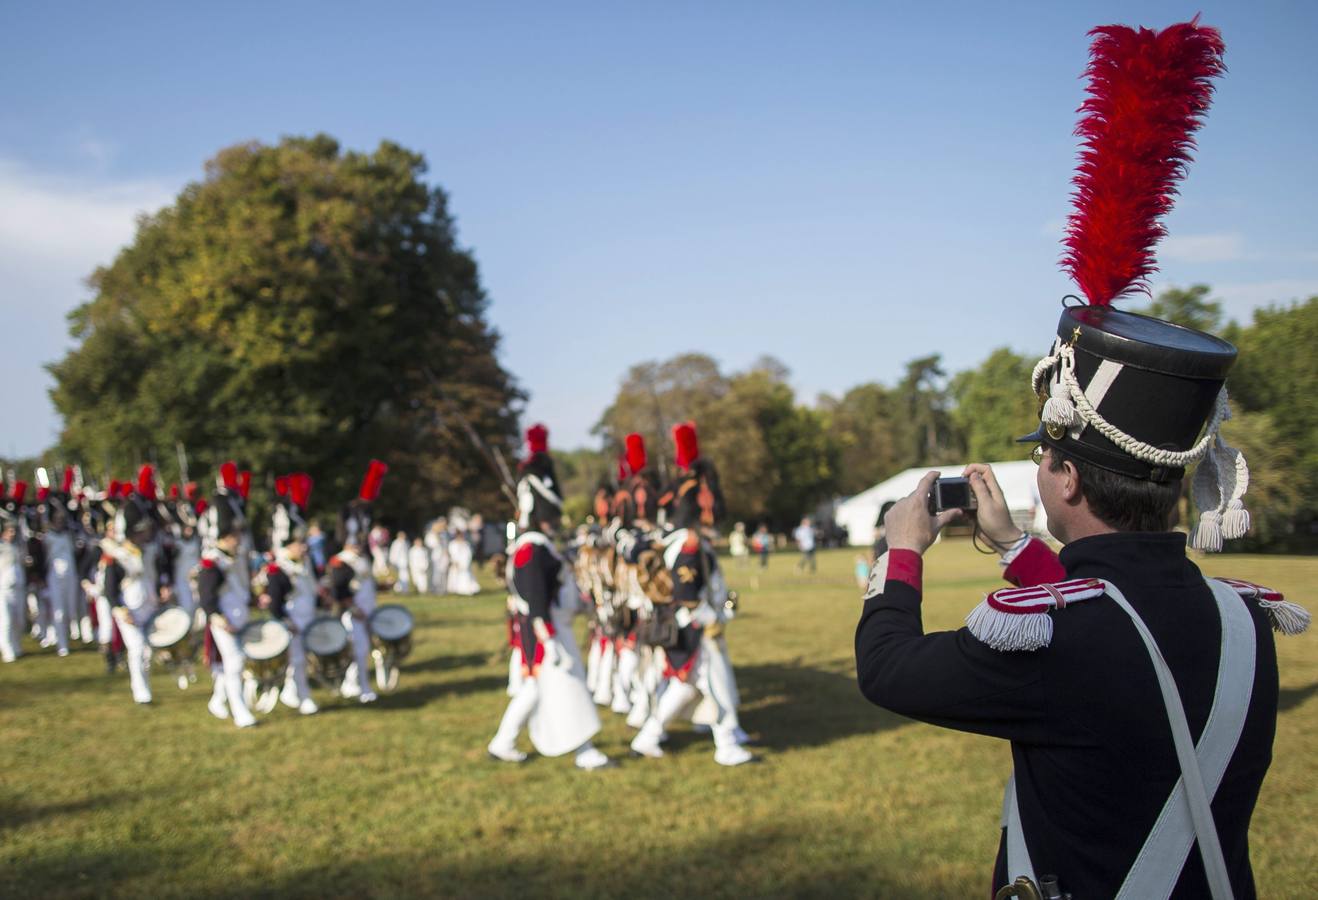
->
[2, 542, 1315, 899]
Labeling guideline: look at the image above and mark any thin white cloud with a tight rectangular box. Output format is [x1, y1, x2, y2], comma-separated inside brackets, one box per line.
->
[0, 159, 176, 272]
[1213, 279, 1318, 322]
[1159, 232, 1245, 264]
[0, 158, 180, 456]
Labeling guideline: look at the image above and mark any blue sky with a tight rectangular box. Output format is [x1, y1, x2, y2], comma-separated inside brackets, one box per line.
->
[3, 1, 1315, 457]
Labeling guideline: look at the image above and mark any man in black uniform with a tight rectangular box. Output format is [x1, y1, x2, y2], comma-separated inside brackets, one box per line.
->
[855, 19, 1308, 899]
[487, 424, 611, 769]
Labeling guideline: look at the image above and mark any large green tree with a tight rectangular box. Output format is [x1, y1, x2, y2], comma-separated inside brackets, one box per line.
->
[819, 382, 904, 497]
[49, 135, 523, 528]
[1220, 296, 1318, 549]
[950, 348, 1038, 463]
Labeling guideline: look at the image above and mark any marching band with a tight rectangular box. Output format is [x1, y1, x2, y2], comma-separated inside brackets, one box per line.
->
[2, 422, 752, 768]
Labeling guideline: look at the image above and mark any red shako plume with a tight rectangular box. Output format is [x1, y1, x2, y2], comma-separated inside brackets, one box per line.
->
[359, 460, 388, 502]
[625, 433, 647, 476]
[672, 422, 699, 470]
[1061, 18, 1225, 306]
[289, 473, 313, 510]
[526, 424, 549, 456]
[61, 466, 75, 494]
[220, 461, 240, 491]
[137, 464, 157, 501]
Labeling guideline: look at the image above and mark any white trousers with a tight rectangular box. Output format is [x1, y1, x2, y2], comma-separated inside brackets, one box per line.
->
[31, 588, 51, 642]
[210, 623, 255, 725]
[491, 678, 539, 750]
[118, 606, 154, 702]
[94, 595, 116, 644]
[47, 563, 78, 652]
[346, 611, 373, 696]
[0, 587, 25, 661]
[284, 634, 312, 702]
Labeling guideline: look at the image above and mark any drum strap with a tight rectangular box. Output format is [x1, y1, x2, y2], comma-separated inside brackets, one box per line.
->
[1002, 577, 1254, 900]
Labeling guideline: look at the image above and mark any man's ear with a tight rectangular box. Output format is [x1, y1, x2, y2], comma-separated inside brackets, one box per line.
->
[1062, 460, 1083, 504]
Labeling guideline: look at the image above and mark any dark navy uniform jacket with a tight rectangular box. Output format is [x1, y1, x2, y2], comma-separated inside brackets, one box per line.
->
[855, 532, 1279, 898]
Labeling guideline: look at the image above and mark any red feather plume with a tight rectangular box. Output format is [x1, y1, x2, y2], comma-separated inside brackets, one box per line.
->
[672, 422, 699, 470]
[61, 466, 75, 494]
[526, 424, 549, 456]
[219, 461, 239, 491]
[359, 460, 388, 502]
[625, 433, 647, 476]
[1061, 19, 1225, 306]
[238, 471, 252, 501]
[275, 476, 289, 497]
[289, 473, 313, 510]
[137, 464, 157, 501]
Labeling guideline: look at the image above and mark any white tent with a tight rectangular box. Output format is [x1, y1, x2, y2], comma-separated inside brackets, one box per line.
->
[835, 461, 1045, 546]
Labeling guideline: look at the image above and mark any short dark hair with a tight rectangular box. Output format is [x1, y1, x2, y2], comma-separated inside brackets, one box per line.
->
[1047, 447, 1181, 533]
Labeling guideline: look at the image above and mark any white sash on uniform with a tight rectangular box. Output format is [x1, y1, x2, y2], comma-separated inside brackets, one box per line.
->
[1002, 576, 1255, 900]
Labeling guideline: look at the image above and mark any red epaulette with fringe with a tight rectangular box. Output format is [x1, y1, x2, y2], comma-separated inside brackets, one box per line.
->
[966, 578, 1107, 651]
[1215, 578, 1311, 635]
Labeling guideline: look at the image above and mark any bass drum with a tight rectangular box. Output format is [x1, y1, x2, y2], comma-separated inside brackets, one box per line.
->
[368, 604, 414, 693]
[238, 619, 291, 713]
[145, 605, 199, 689]
[302, 616, 351, 686]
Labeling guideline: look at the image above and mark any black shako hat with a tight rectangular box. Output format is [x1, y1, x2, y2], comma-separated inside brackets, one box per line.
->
[1021, 19, 1247, 552]
[1023, 304, 1236, 483]
[516, 424, 563, 530]
[664, 422, 725, 530]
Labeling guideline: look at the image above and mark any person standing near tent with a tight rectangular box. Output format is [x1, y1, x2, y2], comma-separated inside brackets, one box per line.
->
[793, 517, 816, 574]
[752, 524, 771, 569]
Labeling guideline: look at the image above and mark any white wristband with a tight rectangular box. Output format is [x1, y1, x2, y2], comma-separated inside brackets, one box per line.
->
[997, 532, 1031, 569]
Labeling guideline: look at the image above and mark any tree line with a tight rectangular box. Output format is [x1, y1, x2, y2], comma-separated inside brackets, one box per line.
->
[21, 134, 1315, 552]
[582, 287, 1317, 552]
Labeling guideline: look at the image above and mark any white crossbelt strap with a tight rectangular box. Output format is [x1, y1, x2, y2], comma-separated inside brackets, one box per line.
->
[1001, 578, 1254, 900]
[1106, 578, 1254, 900]
[1002, 774, 1036, 886]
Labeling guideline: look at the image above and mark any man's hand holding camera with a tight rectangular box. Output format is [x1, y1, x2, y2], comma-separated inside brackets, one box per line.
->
[963, 463, 1026, 549]
[884, 467, 1023, 556]
[884, 471, 964, 555]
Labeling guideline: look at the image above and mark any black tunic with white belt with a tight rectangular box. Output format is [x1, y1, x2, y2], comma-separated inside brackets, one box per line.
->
[855, 532, 1279, 898]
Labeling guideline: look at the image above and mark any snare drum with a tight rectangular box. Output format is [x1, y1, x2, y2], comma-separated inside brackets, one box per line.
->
[368, 604, 414, 692]
[302, 616, 351, 682]
[369, 604, 414, 653]
[146, 605, 194, 651]
[145, 605, 198, 673]
[238, 619, 291, 683]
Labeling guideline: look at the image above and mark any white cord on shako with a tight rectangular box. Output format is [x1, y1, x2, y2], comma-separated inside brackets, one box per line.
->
[1031, 341, 1248, 552]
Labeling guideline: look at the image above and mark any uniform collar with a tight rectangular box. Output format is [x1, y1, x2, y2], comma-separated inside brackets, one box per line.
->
[1059, 531, 1192, 584]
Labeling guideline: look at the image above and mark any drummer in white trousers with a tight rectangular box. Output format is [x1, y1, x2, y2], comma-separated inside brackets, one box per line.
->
[196, 506, 257, 728]
[328, 459, 389, 703]
[101, 482, 167, 705]
[261, 529, 320, 715]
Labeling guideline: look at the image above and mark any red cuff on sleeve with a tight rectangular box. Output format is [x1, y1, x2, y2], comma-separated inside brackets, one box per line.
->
[886, 549, 923, 591]
[1003, 538, 1066, 587]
